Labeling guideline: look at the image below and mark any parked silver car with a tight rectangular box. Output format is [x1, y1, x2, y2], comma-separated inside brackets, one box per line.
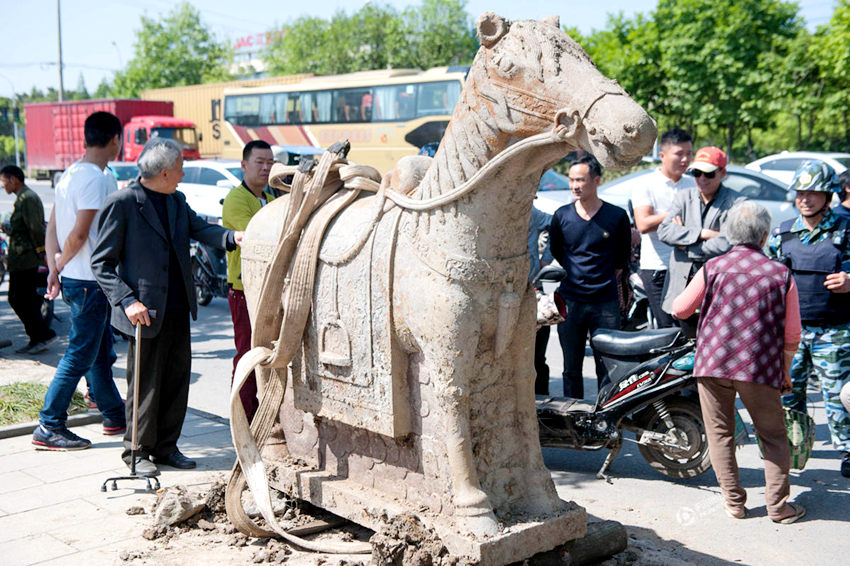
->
[177, 159, 244, 220]
[535, 165, 798, 229]
[746, 151, 850, 186]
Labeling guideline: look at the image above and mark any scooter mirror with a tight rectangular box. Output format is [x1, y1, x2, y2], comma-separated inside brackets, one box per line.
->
[532, 265, 566, 285]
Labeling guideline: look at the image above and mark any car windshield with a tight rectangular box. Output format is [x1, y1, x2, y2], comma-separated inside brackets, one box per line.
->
[109, 164, 139, 181]
[834, 157, 850, 169]
[227, 167, 244, 181]
[538, 169, 570, 191]
[151, 127, 198, 147]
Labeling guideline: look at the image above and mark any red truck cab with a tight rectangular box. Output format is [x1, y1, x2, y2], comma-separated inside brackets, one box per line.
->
[123, 115, 201, 162]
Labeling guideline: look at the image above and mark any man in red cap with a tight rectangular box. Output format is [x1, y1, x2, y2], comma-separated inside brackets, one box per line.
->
[657, 146, 746, 334]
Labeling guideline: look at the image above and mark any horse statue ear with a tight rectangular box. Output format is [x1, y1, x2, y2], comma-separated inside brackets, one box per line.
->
[477, 12, 509, 48]
[540, 15, 560, 29]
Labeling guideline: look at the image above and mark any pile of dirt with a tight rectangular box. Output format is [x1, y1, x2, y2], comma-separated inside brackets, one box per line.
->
[370, 514, 473, 566]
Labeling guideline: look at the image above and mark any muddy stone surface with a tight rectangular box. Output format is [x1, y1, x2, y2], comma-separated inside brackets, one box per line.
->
[114, 476, 693, 566]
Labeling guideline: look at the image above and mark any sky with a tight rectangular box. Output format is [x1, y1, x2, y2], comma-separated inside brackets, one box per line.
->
[0, 0, 839, 97]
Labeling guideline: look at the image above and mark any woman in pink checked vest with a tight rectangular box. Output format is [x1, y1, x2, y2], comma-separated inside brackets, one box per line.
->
[672, 201, 806, 524]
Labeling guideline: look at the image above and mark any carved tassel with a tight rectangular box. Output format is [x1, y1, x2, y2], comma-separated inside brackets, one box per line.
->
[495, 270, 521, 357]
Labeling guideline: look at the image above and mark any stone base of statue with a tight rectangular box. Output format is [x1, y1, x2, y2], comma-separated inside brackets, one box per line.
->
[265, 369, 587, 564]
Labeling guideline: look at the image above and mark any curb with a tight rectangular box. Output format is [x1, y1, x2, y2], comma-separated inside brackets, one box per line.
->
[0, 407, 229, 440]
[0, 411, 103, 440]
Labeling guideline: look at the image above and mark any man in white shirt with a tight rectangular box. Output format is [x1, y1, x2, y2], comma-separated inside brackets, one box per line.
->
[32, 112, 127, 451]
[630, 128, 695, 328]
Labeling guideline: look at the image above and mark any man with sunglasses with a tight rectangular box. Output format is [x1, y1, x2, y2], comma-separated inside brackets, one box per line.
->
[657, 146, 745, 335]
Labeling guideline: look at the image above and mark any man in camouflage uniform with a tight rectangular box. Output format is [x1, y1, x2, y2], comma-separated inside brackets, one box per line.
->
[767, 161, 850, 478]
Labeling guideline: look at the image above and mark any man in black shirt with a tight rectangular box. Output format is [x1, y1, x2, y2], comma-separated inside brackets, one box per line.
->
[549, 155, 631, 399]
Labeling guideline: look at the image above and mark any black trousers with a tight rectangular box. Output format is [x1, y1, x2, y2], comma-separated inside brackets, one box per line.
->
[534, 325, 551, 395]
[122, 309, 191, 463]
[638, 269, 675, 328]
[8, 267, 52, 342]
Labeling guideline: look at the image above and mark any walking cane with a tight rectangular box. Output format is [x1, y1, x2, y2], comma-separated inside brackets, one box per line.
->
[101, 320, 160, 492]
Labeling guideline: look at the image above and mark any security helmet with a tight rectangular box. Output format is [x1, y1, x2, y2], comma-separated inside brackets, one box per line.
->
[789, 160, 841, 193]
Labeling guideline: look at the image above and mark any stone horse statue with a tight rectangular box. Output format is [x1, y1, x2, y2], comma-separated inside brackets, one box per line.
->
[228, 12, 656, 562]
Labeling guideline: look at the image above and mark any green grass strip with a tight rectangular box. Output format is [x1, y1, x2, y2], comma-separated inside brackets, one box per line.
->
[0, 382, 87, 426]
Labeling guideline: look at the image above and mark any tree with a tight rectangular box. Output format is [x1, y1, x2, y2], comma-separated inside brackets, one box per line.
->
[112, 2, 232, 97]
[94, 78, 112, 99]
[399, 0, 477, 69]
[263, 0, 477, 75]
[72, 73, 90, 101]
[652, 0, 800, 158]
[809, 0, 850, 148]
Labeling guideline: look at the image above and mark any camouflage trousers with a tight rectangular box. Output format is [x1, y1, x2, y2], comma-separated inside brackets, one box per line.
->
[783, 324, 850, 451]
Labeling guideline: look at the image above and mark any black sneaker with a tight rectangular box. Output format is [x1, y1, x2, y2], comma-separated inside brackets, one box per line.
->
[841, 452, 850, 478]
[27, 333, 57, 355]
[32, 425, 92, 451]
[15, 341, 36, 354]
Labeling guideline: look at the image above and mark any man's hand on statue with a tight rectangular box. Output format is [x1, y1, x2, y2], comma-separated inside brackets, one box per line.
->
[825, 271, 850, 293]
[234, 231, 245, 246]
[125, 301, 151, 326]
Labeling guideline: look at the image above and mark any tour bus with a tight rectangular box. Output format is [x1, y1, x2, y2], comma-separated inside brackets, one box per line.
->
[221, 66, 469, 173]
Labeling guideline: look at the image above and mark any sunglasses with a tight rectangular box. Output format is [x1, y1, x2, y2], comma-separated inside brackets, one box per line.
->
[691, 169, 717, 179]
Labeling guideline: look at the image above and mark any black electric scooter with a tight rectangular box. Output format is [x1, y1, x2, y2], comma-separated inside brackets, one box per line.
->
[534, 266, 710, 480]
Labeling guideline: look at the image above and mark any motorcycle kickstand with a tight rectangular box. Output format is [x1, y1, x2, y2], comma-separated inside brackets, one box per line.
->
[596, 441, 621, 482]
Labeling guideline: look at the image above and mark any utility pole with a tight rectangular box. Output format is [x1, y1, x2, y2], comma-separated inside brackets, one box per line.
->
[57, 0, 65, 102]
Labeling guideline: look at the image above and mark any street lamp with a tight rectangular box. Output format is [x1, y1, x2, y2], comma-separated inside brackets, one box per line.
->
[0, 73, 21, 168]
[111, 41, 123, 69]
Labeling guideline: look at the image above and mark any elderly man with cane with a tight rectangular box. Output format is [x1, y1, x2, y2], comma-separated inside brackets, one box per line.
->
[92, 138, 242, 476]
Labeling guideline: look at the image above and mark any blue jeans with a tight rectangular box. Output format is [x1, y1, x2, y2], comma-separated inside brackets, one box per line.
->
[39, 278, 124, 431]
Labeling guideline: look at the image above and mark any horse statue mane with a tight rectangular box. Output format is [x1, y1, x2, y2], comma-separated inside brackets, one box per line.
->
[228, 12, 656, 563]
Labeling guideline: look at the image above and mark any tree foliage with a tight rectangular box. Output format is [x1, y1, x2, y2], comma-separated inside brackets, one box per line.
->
[112, 2, 232, 97]
[263, 0, 476, 75]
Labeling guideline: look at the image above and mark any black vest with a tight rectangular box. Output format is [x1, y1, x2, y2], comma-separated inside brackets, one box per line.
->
[777, 217, 850, 325]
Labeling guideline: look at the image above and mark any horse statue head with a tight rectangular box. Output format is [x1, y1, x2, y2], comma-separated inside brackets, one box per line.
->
[458, 12, 656, 172]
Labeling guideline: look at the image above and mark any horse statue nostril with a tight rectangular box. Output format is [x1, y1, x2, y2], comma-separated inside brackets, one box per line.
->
[623, 123, 636, 134]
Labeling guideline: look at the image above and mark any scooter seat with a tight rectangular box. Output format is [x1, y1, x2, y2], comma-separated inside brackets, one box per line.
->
[591, 328, 681, 357]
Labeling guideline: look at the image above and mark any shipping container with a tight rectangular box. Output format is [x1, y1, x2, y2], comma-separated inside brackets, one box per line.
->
[24, 98, 200, 185]
[141, 75, 311, 159]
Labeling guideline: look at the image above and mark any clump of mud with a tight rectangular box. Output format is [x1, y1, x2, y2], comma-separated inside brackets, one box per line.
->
[370, 514, 473, 566]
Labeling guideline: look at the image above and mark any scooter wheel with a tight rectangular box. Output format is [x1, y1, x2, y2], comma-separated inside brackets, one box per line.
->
[636, 397, 711, 479]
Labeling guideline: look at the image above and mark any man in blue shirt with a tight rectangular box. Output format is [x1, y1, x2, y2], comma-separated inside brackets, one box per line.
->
[549, 155, 631, 399]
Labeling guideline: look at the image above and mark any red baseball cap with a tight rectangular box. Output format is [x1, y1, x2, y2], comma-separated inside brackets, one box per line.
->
[690, 146, 727, 173]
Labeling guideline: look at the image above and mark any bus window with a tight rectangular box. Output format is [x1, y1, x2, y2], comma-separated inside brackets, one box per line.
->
[396, 85, 416, 120]
[299, 92, 317, 123]
[316, 91, 332, 122]
[417, 81, 462, 117]
[259, 93, 276, 124]
[224, 95, 260, 126]
[273, 93, 289, 124]
[287, 95, 300, 123]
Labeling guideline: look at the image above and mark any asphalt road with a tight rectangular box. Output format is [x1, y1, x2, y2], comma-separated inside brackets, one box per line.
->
[2, 179, 848, 565]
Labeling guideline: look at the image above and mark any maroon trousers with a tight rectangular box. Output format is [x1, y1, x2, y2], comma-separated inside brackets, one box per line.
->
[229, 288, 258, 422]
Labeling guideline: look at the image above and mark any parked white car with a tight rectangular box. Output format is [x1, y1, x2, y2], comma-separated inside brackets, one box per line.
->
[746, 151, 850, 186]
[535, 164, 799, 229]
[178, 159, 244, 220]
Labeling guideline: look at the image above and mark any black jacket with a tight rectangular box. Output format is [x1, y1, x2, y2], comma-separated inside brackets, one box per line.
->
[91, 180, 233, 338]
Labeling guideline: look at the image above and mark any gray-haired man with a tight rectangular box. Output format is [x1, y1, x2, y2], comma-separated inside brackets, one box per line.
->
[92, 138, 243, 476]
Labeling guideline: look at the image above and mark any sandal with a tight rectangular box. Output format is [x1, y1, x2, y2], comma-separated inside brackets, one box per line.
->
[772, 503, 806, 524]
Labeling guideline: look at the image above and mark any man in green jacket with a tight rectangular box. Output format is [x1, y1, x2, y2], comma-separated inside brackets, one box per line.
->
[222, 140, 275, 422]
[1, 165, 55, 353]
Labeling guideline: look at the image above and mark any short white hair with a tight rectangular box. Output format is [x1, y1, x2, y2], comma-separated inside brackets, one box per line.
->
[726, 201, 772, 246]
[138, 138, 182, 178]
